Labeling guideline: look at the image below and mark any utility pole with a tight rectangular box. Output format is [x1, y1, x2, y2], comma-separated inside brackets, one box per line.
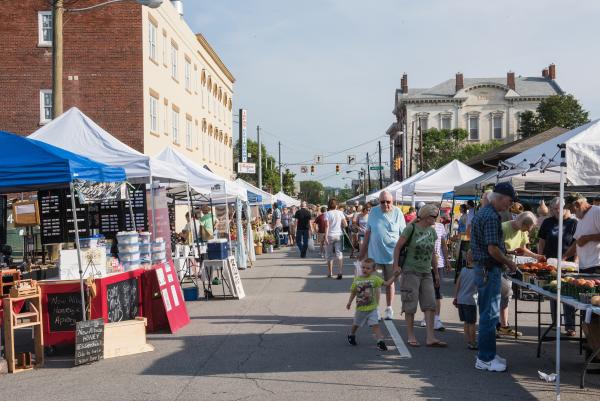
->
[278, 141, 283, 193]
[257, 125, 262, 189]
[378, 140, 383, 190]
[52, 0, 64, 118]
[366, 153, 371, 193]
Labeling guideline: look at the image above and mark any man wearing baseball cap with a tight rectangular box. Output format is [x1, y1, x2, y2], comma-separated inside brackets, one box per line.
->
[470, 182, 517, 372]
[563, 193, 600, 273]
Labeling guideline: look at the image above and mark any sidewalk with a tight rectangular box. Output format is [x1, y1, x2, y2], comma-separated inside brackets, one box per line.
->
[0, 247, 598, 401]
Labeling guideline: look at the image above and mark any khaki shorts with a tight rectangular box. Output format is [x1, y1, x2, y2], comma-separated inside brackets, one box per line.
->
[325, 235, 343, 261]
[353, 309, 380, 327]
[317, 233, 326, 245]
[376, 264, 395, 281]
[399, 271, 436, 314]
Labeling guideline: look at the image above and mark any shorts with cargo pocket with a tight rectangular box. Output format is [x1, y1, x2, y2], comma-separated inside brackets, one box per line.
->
[399, 270, 436, 314]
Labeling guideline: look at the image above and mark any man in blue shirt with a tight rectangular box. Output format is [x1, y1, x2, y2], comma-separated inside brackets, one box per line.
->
[358, 191, 406, 320]
[470, 183, 517, 372]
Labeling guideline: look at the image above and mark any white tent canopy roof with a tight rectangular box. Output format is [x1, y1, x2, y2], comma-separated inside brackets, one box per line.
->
[403, 160, 482, 199]
[367, 171, 427, 202]
[235, 178, 274, 205]
[274, 191, 301, 207]
[401, 169, 437, 199]
[155, 147, 247, 202]
[503, 119, 600, 186]
[29, 107, 187, 183]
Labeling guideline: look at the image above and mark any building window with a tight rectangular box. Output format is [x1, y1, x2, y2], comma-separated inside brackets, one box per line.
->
[493, 115, 503, 139]
[171, 43, 178, 80]
[172, 109, 179, 144]
[185, 118, 192, 149]
[39, 89, 52, 124]
[418, 116, 428, 133]
[184, 59, 191, 91]
[162, 31, 167, 65]
[163, 102, 168, 135]
[38, 11, 52, 47]
[441, 115, 451, 130]
[148, 22, 157, 61]
[193, 65, 198, 93]
[469, 116, 479, 140]
[149, 96, 158, 132]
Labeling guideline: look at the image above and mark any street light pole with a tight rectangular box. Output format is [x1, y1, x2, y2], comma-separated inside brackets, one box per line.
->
[51, 0, 163, 119]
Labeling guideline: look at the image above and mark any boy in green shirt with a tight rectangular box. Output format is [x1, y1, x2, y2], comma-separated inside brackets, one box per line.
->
[346, 258, 388, 350]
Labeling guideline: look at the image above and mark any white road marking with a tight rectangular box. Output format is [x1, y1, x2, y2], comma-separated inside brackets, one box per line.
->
[383, 319, 412, 358]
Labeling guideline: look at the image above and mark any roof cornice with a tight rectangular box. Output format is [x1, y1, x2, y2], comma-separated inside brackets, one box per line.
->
[195, 33, 235, 83]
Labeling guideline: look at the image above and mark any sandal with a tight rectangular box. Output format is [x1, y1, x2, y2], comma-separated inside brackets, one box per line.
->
[407, 340, 420, 347]
[426, 341, 448, 348]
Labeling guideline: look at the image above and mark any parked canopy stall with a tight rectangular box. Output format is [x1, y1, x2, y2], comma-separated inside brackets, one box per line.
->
[367, 171, 426, 202]
[0, 130, 126, 320]
[235, 178, 274, 206]
[274, 191, 301, 207]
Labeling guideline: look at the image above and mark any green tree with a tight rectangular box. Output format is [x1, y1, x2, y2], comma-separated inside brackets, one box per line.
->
[518, 95, 589, 138]
[299, 181, 324, 204]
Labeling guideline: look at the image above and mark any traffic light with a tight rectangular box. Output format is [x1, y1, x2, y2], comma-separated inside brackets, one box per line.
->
[310, 165, 315, 174]
[394, 158, 401, 171]
[335, 164, 340, 175]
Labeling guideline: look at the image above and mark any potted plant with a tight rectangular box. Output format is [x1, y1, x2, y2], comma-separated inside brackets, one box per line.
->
[254, 233, 263, 255]
[263, 234, 275, 253]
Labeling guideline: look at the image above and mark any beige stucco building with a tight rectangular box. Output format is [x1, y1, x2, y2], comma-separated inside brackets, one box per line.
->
[142, 1, 235, 179]
[387, 65, 564, 180]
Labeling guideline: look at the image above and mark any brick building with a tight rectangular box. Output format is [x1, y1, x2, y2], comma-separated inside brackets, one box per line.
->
[0, 0, 235, 178]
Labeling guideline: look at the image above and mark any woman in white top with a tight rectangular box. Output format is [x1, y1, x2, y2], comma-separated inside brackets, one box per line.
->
[324, 198, 348, 279]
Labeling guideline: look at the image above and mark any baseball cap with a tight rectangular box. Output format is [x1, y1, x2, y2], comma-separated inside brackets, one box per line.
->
[493, 182, 517, 202]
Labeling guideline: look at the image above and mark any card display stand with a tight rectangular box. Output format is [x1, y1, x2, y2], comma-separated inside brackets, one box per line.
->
[3, 293, 44, 373]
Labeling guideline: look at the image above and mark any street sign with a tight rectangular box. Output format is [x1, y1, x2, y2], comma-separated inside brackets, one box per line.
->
[237, 162, 256, 174]
[300, 166, 308, 174]
[347, 155, 356, 165]
[369, 165, 384, 171]
[314, 154, 324, 165]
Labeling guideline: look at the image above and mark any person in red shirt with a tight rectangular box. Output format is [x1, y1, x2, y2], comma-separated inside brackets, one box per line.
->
[314, 206, 328, 258]
[404, 207, 417, 223]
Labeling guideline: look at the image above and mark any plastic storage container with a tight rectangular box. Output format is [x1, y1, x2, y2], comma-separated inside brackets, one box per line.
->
[207, 239, 229, 260]
[139, 243, 152, 254]
[122, 260, 140, 271]
[80, 237, 98, 248]
[120, 251, 141, 262]
[117, 232, 139, 244]
[151, 250, 166, 261]
[152, 241, 166, 252]
[139, 232, 151, 244]
[118, 244, 140, 253]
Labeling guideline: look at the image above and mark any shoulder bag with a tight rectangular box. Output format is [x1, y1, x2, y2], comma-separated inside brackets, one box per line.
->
[397, 223, 416, 268]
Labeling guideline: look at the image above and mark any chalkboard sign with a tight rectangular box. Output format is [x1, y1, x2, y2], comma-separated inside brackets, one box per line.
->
[47, 292, 83, 332]
[106, 278, 139, 323]
[39, 189, 90, 244]
[99, 184, 148, 239]
[0, 195, 6, 245]
[75, 318, 104, 366]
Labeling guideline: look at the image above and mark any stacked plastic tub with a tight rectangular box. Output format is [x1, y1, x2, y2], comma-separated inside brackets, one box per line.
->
[139, 232, 152, 268]
[117, 231, 140, 271]
[151, 237, 167, 265]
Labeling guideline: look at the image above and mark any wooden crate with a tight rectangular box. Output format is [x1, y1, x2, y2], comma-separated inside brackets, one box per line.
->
[103, 317, 154, 359]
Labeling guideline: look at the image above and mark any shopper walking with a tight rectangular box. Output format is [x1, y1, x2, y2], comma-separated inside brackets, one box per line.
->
[314, 206, 328, 258]
[324, 199, 347, 279]
[470, 183, 517, 372]
[564, 193, 600, 273]
[388, 204, 446, 347]
[358, 191, 405, 320]
[294, 201, 312, 258]
[272, 202, 282, 249]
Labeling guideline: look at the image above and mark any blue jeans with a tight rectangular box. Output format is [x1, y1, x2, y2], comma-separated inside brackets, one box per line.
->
[475, 265, 501, 362]
[296, 229, 309, 256]
[274, 227, 281, 248]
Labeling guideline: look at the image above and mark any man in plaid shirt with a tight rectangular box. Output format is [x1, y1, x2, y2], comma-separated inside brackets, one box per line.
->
[471, 183, 517, 372]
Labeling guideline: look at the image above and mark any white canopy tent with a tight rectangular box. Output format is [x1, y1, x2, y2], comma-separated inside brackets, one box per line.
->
[399, 169, 437, 203]
[235, 178, 274, 205]
[274, 191, 301, 207]
[479, 119, 600, 400]
[402, 160, 482, 203]
[366, 171, 426, 202]
[29, 107, 187, 183]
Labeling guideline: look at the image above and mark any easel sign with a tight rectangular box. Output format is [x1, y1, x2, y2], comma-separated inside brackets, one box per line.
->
[226, 256, 245, 299]
[75, 318, 104, 366]
[144, 261, 190, 333]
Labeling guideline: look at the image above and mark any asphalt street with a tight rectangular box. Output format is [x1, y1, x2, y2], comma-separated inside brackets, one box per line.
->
[1, 247, 599, 401]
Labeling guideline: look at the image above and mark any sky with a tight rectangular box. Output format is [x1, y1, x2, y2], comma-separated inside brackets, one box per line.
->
[182, 0, 600, 188]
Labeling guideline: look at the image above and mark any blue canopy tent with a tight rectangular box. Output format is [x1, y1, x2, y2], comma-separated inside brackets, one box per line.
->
[0, 130, 126, 320]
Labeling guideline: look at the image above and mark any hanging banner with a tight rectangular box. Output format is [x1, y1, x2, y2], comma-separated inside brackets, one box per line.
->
[73, 179, 123, 204]
[239, 108, 247, 163]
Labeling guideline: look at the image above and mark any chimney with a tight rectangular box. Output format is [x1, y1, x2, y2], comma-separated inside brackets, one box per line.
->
[401, 73, 408, 94]
[548, 63, 556, 80]
[507, 71, 515, 90]
[542, 68, 549, 78]
[455, 73, 464, 92]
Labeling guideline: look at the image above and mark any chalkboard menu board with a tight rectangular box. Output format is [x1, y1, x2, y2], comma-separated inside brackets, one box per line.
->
[0, 195, 6, 245]
[99, 184, 148, 239]
[75, 318, 104, 366]
[106, 278, 139, 323]
[47, 292, 83, 332]
[38, 189, 90, 244]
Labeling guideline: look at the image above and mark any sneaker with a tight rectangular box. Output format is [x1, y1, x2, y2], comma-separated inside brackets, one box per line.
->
[420, 319, 427, 327]
[384, 307, 394, 320]
[497, 326, 522, 337]
[494, 354, 507, 365]
[434, 319, 445, 331]
[475, 357, 506, 372]
[377, 340, 388, 351]
[467, 342, 479, 350]
[336, 274, 343, 280]
[347, 335, 357, 346]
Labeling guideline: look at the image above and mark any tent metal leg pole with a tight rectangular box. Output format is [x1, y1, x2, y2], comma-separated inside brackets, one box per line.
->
[150, 178, 157, 242]
[126, 184, 137, 232]
[555, 146, 566, 401]
[70, 182, 86, 321]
